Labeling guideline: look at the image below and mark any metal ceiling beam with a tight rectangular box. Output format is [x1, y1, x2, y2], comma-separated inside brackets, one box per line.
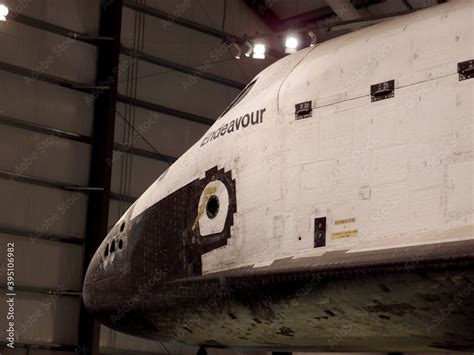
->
[10, 13, 112, 45]
[9, 13, 245, 91]
[114, 143, 176, 164]
[0, 170, 136, 203]
[115, 144, 172, 163]
[0, 114, 90, 143]
[0, 61, 98, 93]
[79, 1, 123, 354]
[0, 60, 214, 126]
[0, 115, 177, 164]
[0, 224, 84, 245]
[0, 284, 81, 297]
[110, 192, 136, 204]
[123, 0, 283, 59]
[123, 0, 239, 43]
[118, 95, 214, 126]
[120, 47, 245, 90]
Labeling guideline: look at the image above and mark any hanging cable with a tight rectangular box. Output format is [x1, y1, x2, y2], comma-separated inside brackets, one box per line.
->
[221, 0, 227, 33]
[115, 110, 173, 166]
[197, 0, 250, 82]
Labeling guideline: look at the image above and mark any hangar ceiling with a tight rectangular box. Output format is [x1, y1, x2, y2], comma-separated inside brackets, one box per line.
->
[0, 0, 445, 354]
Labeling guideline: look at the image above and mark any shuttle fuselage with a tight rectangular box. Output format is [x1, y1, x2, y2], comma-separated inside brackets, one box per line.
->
[84, 1, 474, 351]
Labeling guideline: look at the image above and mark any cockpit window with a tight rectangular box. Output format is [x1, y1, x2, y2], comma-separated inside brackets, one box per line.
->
[218, 79, 257, 119]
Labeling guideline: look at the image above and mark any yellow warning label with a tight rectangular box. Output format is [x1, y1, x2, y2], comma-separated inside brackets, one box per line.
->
[192, 186, 217, 232]
[332, 229, 358, 240]
[204, 186, 217, 195]
[335, 217, 356, 225]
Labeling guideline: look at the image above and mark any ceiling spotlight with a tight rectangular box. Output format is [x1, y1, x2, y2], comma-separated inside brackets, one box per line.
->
[244, 41, 253, 58]
[0, 4, 9, 21]
[285, 35, 298, 54]
[308, 31, 318, 47]
[231, 43, 241, 60]
[252, 42, 266, 59]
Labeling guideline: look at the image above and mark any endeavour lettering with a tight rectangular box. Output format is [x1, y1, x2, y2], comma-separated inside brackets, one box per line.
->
[200, 108, 266, 147]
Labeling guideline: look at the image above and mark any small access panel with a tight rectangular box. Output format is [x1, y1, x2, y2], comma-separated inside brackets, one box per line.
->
[458, 60, 474, 81]
[371, 80, 395, 102]
[295, 100, 312, 120]
[314, 217, 326, 248]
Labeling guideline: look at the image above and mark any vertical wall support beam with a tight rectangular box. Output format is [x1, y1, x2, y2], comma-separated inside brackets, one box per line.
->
[78, 1, 123, 354]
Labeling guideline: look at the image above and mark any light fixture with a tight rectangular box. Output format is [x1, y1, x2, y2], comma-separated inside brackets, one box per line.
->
[244, 41, 253, 57]
[252, 42, 266, 59]
[0, 4, 9, 21]
[285, 35, 298, 54]
[308, 31, 318, 47]
[231, 43, 241, 59]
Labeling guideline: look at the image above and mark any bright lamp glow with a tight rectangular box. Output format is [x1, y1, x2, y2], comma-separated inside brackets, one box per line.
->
[252, 43, 266, 59]
[285, 36, 298, 49]
[0, 4, 9, 21]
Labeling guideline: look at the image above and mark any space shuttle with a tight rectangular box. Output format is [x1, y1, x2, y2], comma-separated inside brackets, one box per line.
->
[83, 0, 474, 352]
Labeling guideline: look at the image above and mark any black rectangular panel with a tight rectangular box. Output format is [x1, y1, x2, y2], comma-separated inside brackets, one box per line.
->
[295, 100, 312, 120]
[458, 60, 474, 81]
[314, 217, 326, 248]
[371, 80, 395, 102]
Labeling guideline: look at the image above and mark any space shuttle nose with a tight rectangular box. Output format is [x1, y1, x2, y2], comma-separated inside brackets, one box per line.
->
[82, 224, 129, 317]
[82, 253, 100, 312]
[82, 277, 93, 311]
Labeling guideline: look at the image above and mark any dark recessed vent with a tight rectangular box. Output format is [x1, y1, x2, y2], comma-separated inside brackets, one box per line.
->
[458, 60, 474, 81]
[314, 217, 326, 248]
[371, 80, 395, 102]
[295, 100, 312, 120]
